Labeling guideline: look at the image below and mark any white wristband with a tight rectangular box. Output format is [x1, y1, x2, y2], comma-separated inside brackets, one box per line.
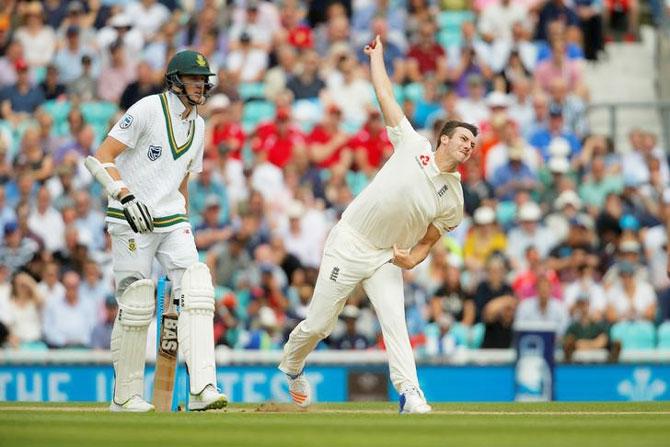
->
[110, 181, 128, 200]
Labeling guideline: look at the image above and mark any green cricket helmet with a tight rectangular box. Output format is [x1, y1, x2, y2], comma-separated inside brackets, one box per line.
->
[165, 50, 215, 105]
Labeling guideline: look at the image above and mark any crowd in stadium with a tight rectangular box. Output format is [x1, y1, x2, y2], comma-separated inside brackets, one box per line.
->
[0, 0, 668, 359]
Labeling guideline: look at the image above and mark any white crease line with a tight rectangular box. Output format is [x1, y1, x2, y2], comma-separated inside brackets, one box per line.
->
[0, 406, 668, 416]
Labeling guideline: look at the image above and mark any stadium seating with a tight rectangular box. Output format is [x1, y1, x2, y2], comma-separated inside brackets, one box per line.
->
[450, 322, 485, 349]
[657, 322, 670, 349]
[242, 100, 276, 133]
[610, 321, 657, 350]
[436, 10, 475, 49]
[41, 100, 71, 129]
[403, 83, 425, 105]
[239, 82, 267, 102]
[81, 101, 118, 129]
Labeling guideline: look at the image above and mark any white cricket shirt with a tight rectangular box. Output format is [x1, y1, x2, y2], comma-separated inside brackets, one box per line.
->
[105, 91, 204, 232]
[341, 117, 464, 249]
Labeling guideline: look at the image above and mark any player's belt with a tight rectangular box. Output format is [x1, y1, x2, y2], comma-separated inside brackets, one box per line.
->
[106, 208, 189, 228]
[160, 92, 195, 160]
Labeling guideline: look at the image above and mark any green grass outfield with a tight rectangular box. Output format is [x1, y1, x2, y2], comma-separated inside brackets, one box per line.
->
[1, 402, 669, 447]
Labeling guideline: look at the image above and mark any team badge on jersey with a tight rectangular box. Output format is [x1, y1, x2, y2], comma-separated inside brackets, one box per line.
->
[120, 114, 134, 129]
[148, 145, 163, 161]
[128, 238, 136, 252]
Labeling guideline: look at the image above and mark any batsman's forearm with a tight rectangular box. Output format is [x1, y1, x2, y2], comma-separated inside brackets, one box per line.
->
[84, 155, 128, 200]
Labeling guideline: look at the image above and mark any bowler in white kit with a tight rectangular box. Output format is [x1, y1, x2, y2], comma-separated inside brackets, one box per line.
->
[85, 50, 227, 412]
[278, 35, 478, 414]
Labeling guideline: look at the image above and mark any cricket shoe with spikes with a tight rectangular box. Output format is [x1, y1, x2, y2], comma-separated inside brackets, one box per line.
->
[287, 372, 311, 408]
[399, 386, 432, 414]
[110, 395, 155, 413]
[189, 384, 229, 411]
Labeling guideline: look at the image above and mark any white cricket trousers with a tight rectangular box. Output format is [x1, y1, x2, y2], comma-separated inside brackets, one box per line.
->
[108, 222, 198, 298]
[279, 222, 420, 392]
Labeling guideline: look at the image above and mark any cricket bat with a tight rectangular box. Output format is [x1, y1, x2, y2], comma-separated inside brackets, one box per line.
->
[153, 281, 179, 412]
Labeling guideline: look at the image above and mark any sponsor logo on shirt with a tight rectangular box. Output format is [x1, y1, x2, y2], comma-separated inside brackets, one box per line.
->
[147, 145, 162, 161]
[120, 114, 133, 129]
[437, 185, 448, 197]
[330, 266, 340, 282]
[418, 154, 430, 166]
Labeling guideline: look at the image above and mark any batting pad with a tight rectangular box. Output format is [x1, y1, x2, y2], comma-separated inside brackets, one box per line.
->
[111, 279, 155, 404]
[178, 263, 216, 394]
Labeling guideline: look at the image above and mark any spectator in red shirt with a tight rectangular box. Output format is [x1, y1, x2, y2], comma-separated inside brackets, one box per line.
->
[206, 93, 246, 161]
[350, 109, 392, 174]
[512, 247, 563, 300]
[277, 0, 314, 50]
[307, 104, 353, 170]
[406, 19, 448, 83]
[253, 107, 307, 168]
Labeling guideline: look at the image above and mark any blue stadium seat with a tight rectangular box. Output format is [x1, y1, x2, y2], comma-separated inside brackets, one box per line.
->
[32, 66, 47, 85]
[403, 83, 424, 104]
[41, 100, 71, 127]
[450, 322, 485, 349]
[239, 82, 267, 102]
[657, 322, 670, 349]
[610, 321, 656, 350]
[437, 10, 476, 32]
[242, 100, 275, 133]
[393, 84, 405, 104]
[436, 10, 475, 49]
[81, 101, 118, 129]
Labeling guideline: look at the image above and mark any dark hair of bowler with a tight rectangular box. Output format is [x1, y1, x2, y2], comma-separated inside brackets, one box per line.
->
[438, 120, 479, 140]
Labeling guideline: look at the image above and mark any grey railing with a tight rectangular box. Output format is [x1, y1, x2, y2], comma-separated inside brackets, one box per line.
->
[587, 101, 670, 148]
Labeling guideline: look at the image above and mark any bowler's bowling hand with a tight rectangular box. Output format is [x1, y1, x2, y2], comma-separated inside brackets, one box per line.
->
[364, 35, 383, 57]
[392, 244, 415, 269]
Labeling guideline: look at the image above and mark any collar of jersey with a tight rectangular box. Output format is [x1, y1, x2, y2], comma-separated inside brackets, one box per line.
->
[427, 152, 462, 180]
[166, 90, 197, 122]
[160, 92, 196, 160]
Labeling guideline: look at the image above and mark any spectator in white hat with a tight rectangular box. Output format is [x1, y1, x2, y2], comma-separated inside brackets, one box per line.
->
[545, 189, 592, 243]
[605, 261, 657, 324]
[97, 13, 144, 57]
[333, 304, 370, 350]
[14, 1, 56, 69]
[539, 156, 573, 205]
[506, 201, 557, 270]
[603, 238, 650, 291]
[124, 0, 170, 42]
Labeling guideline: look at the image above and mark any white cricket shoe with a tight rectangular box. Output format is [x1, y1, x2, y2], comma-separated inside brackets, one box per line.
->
[110, 395, 155, 413]
[287, 372, 311, 408]
[399, 386, 432, 414]
[189, 384, 229, 411]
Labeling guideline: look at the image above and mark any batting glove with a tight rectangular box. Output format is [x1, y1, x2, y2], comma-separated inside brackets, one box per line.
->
[121, 194, 154, 233]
